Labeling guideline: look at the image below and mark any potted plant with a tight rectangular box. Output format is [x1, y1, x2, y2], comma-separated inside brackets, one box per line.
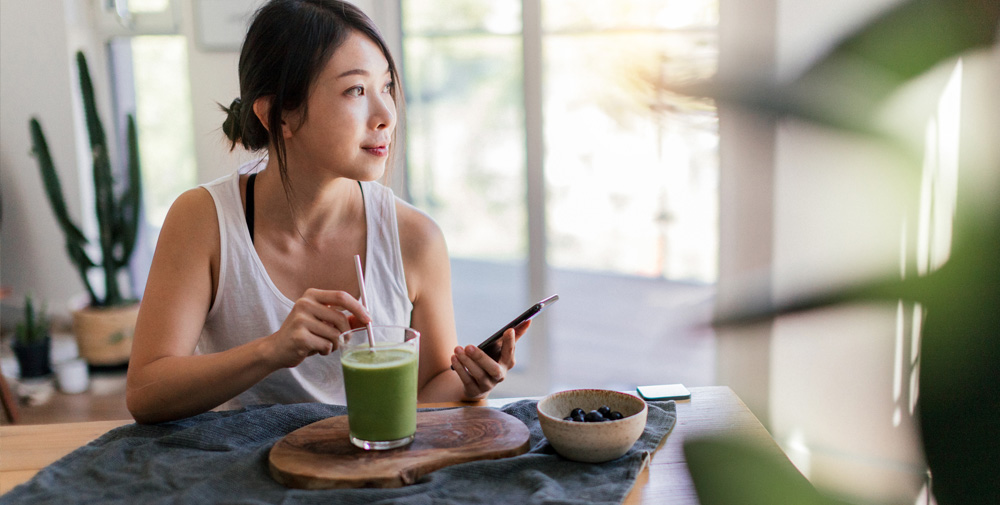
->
[12, 295, 53, 380]
[28, 50, 142, 367]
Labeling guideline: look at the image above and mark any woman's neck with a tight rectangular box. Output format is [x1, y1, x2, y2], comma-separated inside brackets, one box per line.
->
[253, 160, 363, 243]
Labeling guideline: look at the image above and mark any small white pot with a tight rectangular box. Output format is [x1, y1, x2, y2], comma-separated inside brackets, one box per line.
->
[55, 358, 90, 394]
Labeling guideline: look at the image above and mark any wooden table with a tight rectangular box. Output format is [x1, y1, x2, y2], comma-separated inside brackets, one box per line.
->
[0, 386, 793, 503]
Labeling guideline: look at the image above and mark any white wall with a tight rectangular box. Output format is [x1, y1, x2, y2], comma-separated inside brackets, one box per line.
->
[0, 0, 106, 320]
[180, 0, 247, 185]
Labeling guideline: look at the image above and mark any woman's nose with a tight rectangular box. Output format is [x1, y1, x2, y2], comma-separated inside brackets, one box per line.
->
[371, 94, 396, 131]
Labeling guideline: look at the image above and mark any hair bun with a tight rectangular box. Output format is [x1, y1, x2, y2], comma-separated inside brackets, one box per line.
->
[221, 97, 243, 142]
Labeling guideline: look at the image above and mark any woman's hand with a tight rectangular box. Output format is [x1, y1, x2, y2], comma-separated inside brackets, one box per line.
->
[451, 320, 530, 400]
[263, 288, 370, 369]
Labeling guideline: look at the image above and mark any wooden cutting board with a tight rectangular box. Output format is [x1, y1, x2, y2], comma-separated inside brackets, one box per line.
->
[269, 407, 530, 489]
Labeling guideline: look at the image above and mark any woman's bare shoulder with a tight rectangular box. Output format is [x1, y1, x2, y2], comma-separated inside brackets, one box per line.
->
[395, 197, 446, 254]
[394, 197, 449, 297]
[143, 186, 222, 307]
[165, 186, 217, 228]
[157, 187, 221, 253]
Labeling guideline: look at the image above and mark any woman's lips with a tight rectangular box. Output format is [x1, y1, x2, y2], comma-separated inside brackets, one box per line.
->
[363, 145, 388, 157]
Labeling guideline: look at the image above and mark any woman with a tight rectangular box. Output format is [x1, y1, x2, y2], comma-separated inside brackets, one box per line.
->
[126, 0, 526, 424]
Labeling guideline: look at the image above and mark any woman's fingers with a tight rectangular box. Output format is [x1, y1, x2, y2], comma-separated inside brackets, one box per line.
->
[346, 314, 366, 330]
[273, 324, 337, 366]
[455, 345, 505, 384]
[454, 347, 491, 384]
[298, 289, 371, 335]
[451, 325, 524, 398]
[272, 289, 375, 369]
[451, 353, 476, 388]
[498, 329, 517, 369]
[452, 351, 491, 400]
[298, 335, 336, 357]
[513, 319, 531, 339]
[314, 304, 353, 334]
[308, 289, 371, 324]
[299, 314, 341, 341]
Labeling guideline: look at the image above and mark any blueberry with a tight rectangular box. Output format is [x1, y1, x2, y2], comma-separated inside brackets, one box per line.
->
[584, 410, 606, 422]
[563, 416, 574, 421]
[571, 412, 585, 422]
[597, 406, 612, 417]
[570, 408, 585, 418]
[608, 411, 624, 420]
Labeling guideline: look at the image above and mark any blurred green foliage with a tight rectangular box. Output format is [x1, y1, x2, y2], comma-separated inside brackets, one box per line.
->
[14, 295, 49, 346]
[677, 0, 999, 503]
[685, 437, 849, 505]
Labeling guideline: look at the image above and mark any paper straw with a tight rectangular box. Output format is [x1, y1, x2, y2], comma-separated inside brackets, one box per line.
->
[354, 254, 376, 349]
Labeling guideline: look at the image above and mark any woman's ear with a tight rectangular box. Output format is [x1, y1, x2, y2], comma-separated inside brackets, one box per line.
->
[253, 96, 296, 139]
[252, 96, 273, 133]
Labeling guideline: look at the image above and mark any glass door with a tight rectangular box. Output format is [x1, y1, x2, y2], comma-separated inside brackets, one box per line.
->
[402, 1, 538, 394]
[403, 0, 720, 395]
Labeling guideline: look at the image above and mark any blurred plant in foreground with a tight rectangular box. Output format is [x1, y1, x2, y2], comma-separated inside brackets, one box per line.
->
[671, 1, 999, 504]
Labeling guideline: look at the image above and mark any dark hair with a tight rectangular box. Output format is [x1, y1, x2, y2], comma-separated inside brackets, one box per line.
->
[220, 0, 402, 187]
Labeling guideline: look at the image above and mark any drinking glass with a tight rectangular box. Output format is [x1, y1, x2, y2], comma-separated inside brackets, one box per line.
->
[339, 325, 420, 450]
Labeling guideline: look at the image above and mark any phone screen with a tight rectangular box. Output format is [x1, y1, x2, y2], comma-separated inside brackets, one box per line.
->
[478, 294, 559, 361]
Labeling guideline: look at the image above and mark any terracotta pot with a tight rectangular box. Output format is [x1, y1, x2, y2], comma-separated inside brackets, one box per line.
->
[71, 303, 139, 366]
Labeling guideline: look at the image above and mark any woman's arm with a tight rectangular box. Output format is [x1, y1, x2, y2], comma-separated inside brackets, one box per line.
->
[395, 199, 528, 403]
[126, 187, 259, 423]
[126, 188, 369, 424]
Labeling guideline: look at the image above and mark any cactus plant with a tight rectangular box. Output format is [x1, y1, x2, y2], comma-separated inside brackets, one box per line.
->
[14, 295, 49, 346]
[28, 51, 142, 308]
[13, 294, 53, 379]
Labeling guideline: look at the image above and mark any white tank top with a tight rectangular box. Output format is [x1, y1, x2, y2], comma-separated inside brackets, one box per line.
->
[199, 165, 412, 409]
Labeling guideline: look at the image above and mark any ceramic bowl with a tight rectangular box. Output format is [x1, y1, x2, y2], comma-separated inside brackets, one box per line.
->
[537, 389, 648, 463]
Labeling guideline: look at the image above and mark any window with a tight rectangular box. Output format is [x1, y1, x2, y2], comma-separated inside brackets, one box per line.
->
[542, 1, 718, 281]
[403, 0, 719, 394]
[118, 36, 196, 230]
[403, 2, 526, 262]
[99, 0, 195, 296]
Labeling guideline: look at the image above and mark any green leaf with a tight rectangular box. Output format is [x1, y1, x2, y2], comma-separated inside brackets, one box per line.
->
[684, 437, 845, 505]
[117, 114, 142, 268]
[807, 0, 1000, 95]
[28, 118, 89, 246]
[76, 51, 106, 150]
[669, 0, 999, 149]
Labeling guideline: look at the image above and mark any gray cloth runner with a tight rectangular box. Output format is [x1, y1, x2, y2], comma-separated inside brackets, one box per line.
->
[2, 400, 676, 505]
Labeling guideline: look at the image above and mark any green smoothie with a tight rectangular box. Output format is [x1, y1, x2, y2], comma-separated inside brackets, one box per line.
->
[341, 346, 418, 443]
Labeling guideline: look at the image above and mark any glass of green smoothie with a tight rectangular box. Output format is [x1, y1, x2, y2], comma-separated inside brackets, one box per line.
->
[339, 325, 420, 450]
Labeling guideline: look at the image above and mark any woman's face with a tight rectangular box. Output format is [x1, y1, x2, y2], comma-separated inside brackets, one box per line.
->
[283, 30, 396, 182]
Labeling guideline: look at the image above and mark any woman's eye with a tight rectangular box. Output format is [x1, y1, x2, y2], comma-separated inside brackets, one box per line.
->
[346, 86, 364, 97]
[382, 81, 394, 94]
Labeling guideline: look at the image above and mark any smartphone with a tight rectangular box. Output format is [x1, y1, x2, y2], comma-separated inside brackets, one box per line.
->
[478, 294, 559, 361]
[636, 384, 691, 401]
